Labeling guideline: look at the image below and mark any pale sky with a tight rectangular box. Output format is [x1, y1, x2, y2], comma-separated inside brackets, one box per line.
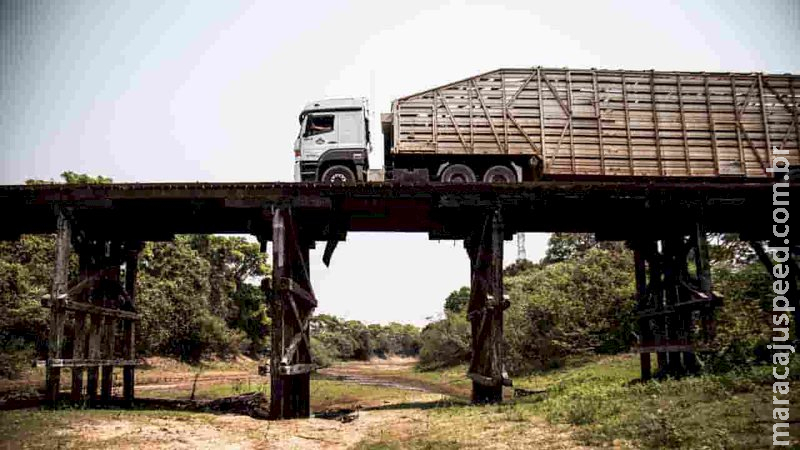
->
[2, 0, 798, 325]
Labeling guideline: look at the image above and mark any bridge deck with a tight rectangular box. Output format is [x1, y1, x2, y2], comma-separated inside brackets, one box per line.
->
[0, 179, 790, 241]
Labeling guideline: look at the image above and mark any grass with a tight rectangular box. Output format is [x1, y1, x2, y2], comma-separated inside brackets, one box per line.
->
[0, 408, 218, 449]
[355, 354, 800, 449]
[504, 354, 798, 449]
[3, 355, 797, 449]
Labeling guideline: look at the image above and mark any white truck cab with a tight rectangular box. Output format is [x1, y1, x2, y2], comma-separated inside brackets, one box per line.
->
[294, 98, 371, 183]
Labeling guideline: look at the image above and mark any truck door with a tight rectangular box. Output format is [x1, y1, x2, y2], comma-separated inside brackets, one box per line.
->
[334, 110, 364, 150]
[301, 113, 338, 160]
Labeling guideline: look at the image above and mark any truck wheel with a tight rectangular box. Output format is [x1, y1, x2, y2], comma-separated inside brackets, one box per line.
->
[320, 165, 356, 184]
[483, 165, 517, 183]
[440, 164, 476, 183]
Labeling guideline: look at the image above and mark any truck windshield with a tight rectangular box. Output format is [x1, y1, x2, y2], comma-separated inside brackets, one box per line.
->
[304, 115, 334, 137]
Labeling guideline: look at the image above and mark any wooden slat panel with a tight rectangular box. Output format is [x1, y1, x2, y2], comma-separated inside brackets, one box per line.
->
[392, 68, 800, 178]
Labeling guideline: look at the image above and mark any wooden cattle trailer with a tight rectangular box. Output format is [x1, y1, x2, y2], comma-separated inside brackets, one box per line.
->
[383, 67, 800, 181]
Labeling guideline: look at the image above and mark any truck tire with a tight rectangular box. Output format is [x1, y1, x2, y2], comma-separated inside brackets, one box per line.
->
[440, 164, 476, 183]
[483, 165, 517, 183]
[320, 165, 356, 184]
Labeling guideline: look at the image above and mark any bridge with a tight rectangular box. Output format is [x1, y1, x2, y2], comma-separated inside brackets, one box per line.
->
[0, 179, 792, 419]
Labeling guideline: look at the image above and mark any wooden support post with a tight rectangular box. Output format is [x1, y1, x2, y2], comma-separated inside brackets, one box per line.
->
[47, 210, 71, 405]
[86, 315, 101, 405]
[688, 223, 711, 373]
[123, 243, 141, 406]
[465, 209, 507, 404]
[662, 238, 686, 377]
[100, 316, 116, 403]
[83, 240, 104, 405]
[269, 208, 315, 419]
[633, 246, 651, 381]
[70, 312, 87, 402]
[100, 250, 123, 404]
[71, 250, 92, 403]
[645, 241, 669, 376]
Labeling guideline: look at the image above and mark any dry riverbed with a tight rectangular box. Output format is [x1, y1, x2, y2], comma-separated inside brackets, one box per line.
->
[0, 357, 590, 449]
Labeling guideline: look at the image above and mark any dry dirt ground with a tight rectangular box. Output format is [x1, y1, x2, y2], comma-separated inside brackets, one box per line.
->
[2, 358, 591, 450]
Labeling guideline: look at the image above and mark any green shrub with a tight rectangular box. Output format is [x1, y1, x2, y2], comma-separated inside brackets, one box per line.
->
[418, 313, 470, 370]
[0, 339, 34, 379]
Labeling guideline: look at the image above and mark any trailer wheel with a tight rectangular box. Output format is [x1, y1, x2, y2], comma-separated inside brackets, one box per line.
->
[320, 165, 356, 184]
[440, 164, 476, 183]
[483, 165, 517, 183]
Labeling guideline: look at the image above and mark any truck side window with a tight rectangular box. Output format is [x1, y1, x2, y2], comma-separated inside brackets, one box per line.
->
[304, 115, 334, 137]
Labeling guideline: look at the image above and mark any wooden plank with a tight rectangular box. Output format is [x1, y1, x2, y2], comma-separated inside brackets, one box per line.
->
[730, 76, 746, 169]
[506, 111, 540, 153]
[621, 72, 634, 175]
[732, 78, 768, 171]
[703, 75, 720, 175]
[537, 68, 547, 161]
[633, 247, 651, 381]
[41, 297, 139, 321]
[593, 70, 606, 174]
[46, 210, 70, 405]
[285, 295, 312, 363]
[281, 329, 306, 365]
[676, 74, 691, 175]
[101, 313, 117, 402]
[277, 363, 315, 376]
[122, 244, 139, 405]
[38, 359, 140, 368]
[506, 69, 535, 108]
[567, 71, 576, 173]
[70, 312, 88, 402]
[467, 371, 499, 387]
[469, 81, 474, 151]
[276, 277, 318, 309]
[635, 345, 695, 353]
[432, 95, 437, 152]
[471, 79, 503, 151]
[502, 71, 508, 153]
[757, 73, 773, 163]
[541, 73, 572, 118]
[86, 314, 102, 403]
[436, 90, 469, 152]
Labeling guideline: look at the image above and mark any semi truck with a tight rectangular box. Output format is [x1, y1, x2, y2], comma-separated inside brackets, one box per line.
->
[294, 67, 799, 183]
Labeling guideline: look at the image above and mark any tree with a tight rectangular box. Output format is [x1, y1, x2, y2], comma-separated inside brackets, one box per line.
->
[59, 171, 113, 184]
[0, 236, 58, 377]
[418, 313, 470, 370]
[187, 235, 269, 326]
[25, 171, 112, 185]
[443, 286, 470, 314]
[505, 258, 536, 276]
[136, 237, 245, 361]
[542, 233, 597, 264]
[504, 246, 636, 373]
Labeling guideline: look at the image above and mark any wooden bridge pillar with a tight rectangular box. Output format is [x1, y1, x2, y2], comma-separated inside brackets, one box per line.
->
[122, 243, 142, 406]
[46, 210, 71, 405]
[464, 209, 510, 404]
[632, 224, 718, 381]
[43, 214, 141, 407]
[269, 207, 317, 419]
